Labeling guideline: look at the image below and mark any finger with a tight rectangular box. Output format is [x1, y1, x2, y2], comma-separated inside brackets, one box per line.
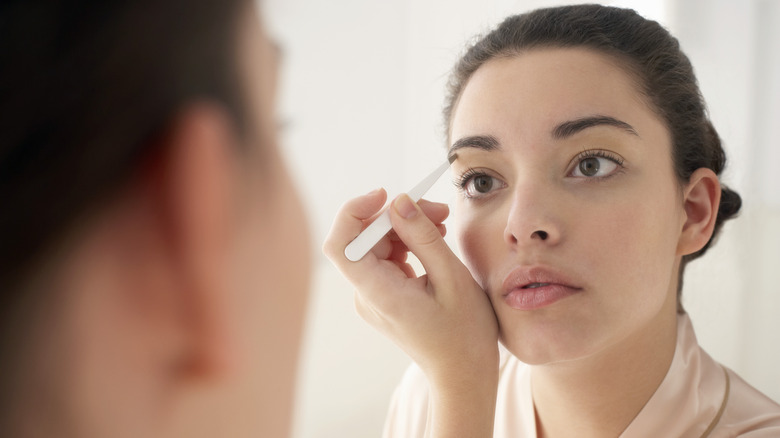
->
[418, 199, 450, 225]
[395, 261, 416, 279]
[323, 188, 387, 261]
[389, 223, 445, 242]
[389, 240, 409, 264]
[386, 226, 445, 274]
[389, 194, 461, 285]
[369, 234, 394, 260]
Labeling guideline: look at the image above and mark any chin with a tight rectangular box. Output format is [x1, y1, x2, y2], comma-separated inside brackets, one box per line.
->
[497, 318, 602, 366]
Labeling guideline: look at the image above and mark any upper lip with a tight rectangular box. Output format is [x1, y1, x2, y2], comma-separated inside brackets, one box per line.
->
[501, 265, 583, 297]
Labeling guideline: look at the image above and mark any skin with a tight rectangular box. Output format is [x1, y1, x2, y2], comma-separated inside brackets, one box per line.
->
[449, 48, 720, 437]
[13, 4, 310, 438]
[325, 46, 719, 438]
[324, 189, 500, 438]
[450, 48, 683, 365]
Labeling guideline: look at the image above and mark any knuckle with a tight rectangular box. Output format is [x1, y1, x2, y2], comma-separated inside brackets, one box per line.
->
[321, 235, 339, 259]
[414, 223, 442, 248]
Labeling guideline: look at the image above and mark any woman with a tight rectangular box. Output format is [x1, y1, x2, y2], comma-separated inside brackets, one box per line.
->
[0, 0, 309, 437]
[324, 5, 780, 437]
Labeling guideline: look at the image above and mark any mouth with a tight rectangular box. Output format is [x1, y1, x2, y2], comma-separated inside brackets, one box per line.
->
[522, 282, 551, 289]
[501, 266, 582, 310]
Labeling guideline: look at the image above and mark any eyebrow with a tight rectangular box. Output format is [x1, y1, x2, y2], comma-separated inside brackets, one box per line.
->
[448, 115, 637, 159]
[448, 134, 501, 160]
[552, 115, 638, 139]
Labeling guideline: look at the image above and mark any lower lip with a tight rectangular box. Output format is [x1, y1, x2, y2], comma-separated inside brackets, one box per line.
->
[504, 284, 580, 310]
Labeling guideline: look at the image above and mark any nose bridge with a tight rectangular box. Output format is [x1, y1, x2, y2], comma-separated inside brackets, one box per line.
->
[504, 174, 561, 246]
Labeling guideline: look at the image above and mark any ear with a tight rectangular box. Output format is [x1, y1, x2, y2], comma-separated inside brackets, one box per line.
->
[676, 168, 721, 256]
[145, 103, 239, 379]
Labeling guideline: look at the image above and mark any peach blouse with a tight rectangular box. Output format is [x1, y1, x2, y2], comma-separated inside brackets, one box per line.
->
[383, 314, 780, 437]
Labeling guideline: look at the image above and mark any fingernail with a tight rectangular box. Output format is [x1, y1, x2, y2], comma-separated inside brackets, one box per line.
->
[363, 188, 382, 198]
[394, 194, 417, 219]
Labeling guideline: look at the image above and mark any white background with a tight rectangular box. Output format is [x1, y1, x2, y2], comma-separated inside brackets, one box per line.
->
[263, 1, 780, 436]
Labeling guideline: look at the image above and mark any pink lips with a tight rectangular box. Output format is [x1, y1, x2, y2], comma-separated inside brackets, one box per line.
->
[501, 266, 582, 310]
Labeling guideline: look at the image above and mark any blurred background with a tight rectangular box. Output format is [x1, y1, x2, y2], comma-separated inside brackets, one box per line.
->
[262, 0, 780, 436]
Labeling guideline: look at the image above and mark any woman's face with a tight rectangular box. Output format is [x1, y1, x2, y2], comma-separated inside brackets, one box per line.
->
[450, 48, 685, 365]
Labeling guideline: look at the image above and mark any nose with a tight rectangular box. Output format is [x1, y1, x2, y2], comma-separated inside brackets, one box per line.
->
[503, 185, 562, 247]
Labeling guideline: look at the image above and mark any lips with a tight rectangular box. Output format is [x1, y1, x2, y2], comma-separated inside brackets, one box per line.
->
[523, 282, 551, 289]
[501, 266, 582, 310]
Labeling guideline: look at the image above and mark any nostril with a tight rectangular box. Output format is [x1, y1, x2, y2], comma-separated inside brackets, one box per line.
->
[532, 230, 549, 240]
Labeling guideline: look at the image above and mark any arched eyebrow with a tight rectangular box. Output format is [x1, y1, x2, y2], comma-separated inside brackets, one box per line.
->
[552, 115, 638, 139]
[447, 135, 500, 161]
[447, 116, 636, 161]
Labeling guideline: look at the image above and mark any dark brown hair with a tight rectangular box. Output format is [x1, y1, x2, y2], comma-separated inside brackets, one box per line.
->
[443, 4, 741, 312]
[0, 0, 249, 430]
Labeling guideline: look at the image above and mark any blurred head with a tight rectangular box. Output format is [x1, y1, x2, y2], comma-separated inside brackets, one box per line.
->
[0, 1, 310, 437]
[443, 5, 735, 364]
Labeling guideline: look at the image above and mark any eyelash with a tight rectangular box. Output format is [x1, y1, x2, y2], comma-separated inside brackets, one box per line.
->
[454, 167, 486, 192]
[572, 149, 624, 168]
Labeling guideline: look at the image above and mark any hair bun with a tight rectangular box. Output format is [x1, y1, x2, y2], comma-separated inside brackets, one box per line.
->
[718, 184, 742, 223]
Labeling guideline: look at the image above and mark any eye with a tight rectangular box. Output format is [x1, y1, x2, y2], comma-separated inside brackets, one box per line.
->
[569, 151, 624, 178]
[455, 169, 506, 199]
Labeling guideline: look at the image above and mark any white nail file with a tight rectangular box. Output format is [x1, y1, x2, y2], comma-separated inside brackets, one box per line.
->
[344, 157, 454, 262]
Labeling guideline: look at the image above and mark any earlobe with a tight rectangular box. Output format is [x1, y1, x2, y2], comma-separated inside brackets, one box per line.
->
[677, 168, 721, 256]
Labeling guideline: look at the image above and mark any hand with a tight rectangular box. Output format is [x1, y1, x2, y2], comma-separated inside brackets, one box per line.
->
[322, 187, 499, 395]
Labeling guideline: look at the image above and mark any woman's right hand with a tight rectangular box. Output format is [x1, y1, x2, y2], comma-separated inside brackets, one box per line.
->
[322, 188, 500, 437]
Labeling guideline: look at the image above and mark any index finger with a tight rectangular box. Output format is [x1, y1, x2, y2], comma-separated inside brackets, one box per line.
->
[322, 188, 387, 263]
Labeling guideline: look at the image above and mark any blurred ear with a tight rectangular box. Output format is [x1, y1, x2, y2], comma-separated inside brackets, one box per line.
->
[142, 103, 239, 379]
[676, 168, 721, 256]
[40, 103, 240, 436]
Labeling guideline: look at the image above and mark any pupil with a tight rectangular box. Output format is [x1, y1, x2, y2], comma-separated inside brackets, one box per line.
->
[580, 158, 600, 176]
[475, 176, 493, 193]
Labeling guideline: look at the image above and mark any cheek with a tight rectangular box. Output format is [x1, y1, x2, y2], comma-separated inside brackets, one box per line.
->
[578, 183, 683, 303]
[227, 155, 312, 383]
[454, 202, 505, 288]
[235, 168, 310, 329]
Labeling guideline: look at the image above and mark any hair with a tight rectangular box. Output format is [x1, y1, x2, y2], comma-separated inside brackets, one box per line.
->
[443, 4, 742, 312]
[0, 0, 250, 430]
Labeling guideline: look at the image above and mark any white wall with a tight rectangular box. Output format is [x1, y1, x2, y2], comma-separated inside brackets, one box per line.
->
[264, 1, 780, 436]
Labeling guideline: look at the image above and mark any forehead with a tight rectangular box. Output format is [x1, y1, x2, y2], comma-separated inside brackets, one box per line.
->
[450, 47, 660, 142]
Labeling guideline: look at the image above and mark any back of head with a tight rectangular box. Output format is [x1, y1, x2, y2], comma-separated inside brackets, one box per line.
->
[0, 0, 247, 432]
[0, 0, 248, 292]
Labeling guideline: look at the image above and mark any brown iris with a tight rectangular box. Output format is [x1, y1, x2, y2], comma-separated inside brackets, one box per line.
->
[579, 157, 600, 176]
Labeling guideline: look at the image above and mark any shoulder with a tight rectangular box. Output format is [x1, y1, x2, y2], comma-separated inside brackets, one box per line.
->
[713, 367, 780, 437]
[682, 314, 780, 436]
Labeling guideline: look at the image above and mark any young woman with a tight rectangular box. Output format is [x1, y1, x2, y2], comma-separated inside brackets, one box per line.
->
[0, 0, 309, 437]
[324, 5, 780, 437]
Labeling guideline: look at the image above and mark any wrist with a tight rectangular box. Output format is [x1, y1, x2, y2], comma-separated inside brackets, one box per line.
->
[426, 366, 499, 438]
[427, 344, 500, 392]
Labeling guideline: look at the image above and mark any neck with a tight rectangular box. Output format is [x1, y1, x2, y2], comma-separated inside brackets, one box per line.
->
[531, 307, 679, 438]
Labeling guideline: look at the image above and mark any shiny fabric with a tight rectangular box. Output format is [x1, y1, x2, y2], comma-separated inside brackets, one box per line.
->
[383, 314, 780, 437]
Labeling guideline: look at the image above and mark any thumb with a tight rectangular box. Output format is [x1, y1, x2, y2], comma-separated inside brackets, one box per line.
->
[390, 194, 459, 282]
